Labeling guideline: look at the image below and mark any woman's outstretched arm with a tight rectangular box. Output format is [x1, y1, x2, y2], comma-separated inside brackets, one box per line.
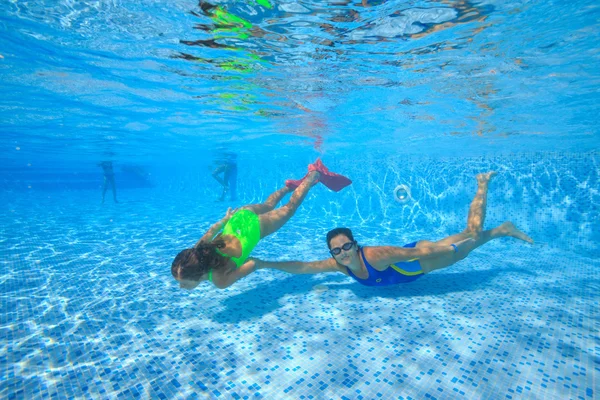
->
[211, 258, 341, 289]
[254, 257, 341, 275]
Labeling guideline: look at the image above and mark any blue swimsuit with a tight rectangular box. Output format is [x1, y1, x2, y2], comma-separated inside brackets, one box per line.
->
[346, 243, 424, 286]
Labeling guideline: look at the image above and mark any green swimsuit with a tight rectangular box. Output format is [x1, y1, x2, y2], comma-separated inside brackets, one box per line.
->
[208, 209, 261, 281]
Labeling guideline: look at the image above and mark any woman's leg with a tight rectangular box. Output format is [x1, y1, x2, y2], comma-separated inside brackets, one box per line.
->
[433, 171, 496, 247]
[258, 171, 319, 239]
[416, 172, 532, 273]
[212, 165, 227, 186]
[110, 177, 118, 203]
[418, 222, 533, 273]
[241, 186, 292, 215]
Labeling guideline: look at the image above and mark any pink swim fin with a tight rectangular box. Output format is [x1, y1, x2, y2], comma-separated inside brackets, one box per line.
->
[285, 159, 351, 192]
[309, 159, 352, 192]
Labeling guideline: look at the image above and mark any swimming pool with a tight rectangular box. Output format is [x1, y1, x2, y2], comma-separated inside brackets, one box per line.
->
[1, 0, 598, 399]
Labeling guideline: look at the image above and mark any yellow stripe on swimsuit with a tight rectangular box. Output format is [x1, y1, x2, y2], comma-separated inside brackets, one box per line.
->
[389, 263, 423, 276]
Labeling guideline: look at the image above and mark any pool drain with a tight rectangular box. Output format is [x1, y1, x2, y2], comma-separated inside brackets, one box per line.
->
[393, 184, 411, 203]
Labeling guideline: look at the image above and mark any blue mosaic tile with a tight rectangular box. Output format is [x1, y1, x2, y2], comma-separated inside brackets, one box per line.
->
[2, 155, 599, 400]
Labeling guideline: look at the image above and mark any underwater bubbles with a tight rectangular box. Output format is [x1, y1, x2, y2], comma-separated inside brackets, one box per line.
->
[393, 184, 412, 203]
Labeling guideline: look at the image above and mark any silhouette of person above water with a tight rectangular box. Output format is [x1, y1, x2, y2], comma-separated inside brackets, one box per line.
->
[212, 153, 237, 202]
[99, 161, 118, 204]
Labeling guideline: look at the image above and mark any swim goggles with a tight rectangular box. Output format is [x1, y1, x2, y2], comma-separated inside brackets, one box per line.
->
[330, 241, 356, 256]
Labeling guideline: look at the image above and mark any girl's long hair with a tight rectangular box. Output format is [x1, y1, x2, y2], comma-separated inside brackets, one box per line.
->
[171, 238, 229, 281]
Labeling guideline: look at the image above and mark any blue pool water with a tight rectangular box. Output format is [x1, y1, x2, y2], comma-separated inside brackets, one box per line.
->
[1, 0, 599, 399]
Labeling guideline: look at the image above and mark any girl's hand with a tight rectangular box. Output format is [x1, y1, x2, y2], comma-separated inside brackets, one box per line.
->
[223, 207, 237, 221]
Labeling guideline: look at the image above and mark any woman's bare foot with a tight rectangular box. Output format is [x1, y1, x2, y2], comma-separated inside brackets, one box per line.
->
[499, 222, 534, 243]
[477, 171, 497, 185]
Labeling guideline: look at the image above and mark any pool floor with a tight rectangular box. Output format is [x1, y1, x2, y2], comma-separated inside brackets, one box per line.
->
[1, 192, 597, 399]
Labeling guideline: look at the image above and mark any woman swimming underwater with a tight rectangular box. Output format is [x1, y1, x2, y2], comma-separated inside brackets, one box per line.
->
[210, 172, 533, 288]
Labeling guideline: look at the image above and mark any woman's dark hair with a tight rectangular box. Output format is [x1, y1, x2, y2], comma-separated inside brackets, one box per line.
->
[171, 238, 228, 281]
[326, 227, 356, 249]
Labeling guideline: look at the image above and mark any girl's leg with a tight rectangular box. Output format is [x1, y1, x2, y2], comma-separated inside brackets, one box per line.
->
[258, 171, 319, 239]
[433, 171, 496, 247]
[241, 186, 292, 215]
[418, 222, 533, 273]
